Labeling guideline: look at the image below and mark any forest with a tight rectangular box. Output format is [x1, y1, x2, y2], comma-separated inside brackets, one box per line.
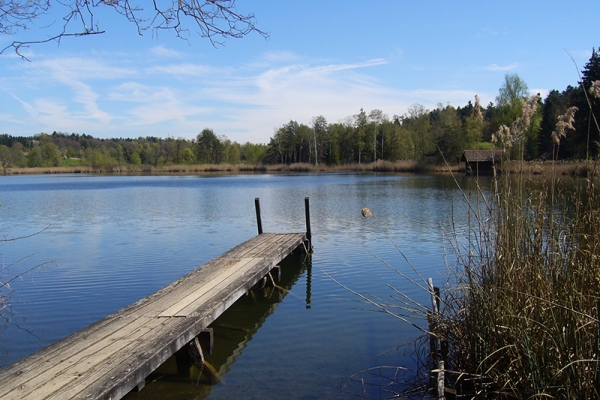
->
[1, 49, 599, 171]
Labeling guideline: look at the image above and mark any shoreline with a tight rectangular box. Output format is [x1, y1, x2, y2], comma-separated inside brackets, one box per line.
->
[2, 159, 597, 176]
[4, 160, 460, 175]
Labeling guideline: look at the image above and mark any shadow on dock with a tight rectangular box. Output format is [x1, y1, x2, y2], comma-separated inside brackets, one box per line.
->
[122, 252, 312, 399]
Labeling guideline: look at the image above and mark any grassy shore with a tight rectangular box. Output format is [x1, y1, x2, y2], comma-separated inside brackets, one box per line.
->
[4, 160, 453, 175]
[3, 159, 598, 176]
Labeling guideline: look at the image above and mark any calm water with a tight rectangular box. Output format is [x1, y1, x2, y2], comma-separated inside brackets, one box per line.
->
[0, 173, 481, 399]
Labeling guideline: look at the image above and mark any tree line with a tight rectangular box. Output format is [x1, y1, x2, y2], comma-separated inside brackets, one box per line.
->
[263, 49, 600, 165]
[2, 49, 599, 170]
[0, 130, 267, 171]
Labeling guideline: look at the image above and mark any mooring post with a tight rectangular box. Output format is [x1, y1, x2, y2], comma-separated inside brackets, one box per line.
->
[304, 197, 312, 252]
[428, 277, 445, 400]
[255, 197, 263, 235]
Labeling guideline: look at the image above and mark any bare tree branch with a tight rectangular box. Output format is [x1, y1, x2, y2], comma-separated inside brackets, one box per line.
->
[1, 1, 268, 59]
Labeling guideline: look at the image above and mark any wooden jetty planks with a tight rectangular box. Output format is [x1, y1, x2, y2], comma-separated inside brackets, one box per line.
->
[0, 232, 307, 400]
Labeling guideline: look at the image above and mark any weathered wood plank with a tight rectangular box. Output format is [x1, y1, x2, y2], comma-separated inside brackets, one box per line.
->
[157, 257, 262, 317]
[0, 232, 306, 400]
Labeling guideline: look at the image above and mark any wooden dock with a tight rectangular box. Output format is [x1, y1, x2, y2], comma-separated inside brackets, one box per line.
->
[0, 231, 309, 400]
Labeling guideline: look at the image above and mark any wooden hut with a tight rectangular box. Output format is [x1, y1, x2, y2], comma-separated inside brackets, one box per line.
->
[461, 150, 503, 175]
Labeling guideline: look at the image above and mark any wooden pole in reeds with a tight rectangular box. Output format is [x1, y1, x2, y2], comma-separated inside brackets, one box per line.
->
[428, 277, 445, 400]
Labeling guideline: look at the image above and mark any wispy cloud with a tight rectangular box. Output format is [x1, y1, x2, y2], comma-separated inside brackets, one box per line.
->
[31, 57, 135, 81]
[485, 63, 518, 72]
[150, 45, 184, 58]
[146, 63, 217, 78]
[477, 27, 499, 37]
[10, 92, 107, 133]
[2, 51, 481, 143]
[109, 83, 210, 126]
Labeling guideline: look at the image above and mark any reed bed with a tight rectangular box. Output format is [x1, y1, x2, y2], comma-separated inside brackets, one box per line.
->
[503, 160, 600, 177]
[5, 160, 459, 175]
[4, 160, 597, 177]
[437, 166, 600, 398]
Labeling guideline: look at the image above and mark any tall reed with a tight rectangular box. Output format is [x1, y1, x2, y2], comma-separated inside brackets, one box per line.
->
[440, 171, 600, 397]
[437, 94, 600, 397]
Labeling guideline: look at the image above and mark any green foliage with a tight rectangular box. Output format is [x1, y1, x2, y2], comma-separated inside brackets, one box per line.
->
[180, 148, 194, 164]
[474, 142, 494, 150]
[130, 151, 142, 165]
[240, 142, 266, 164]
[27, 137, 62, 167]
[430, 104, 466, 163]
[0, 143, 26, 173]
[493, 74, 530, 138]
[83, 147, 117, 168]
[196, 128, 223, 164]
[496, 73, 530, 107]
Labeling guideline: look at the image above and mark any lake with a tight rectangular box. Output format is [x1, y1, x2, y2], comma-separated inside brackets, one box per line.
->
[0, 172, 480, 399]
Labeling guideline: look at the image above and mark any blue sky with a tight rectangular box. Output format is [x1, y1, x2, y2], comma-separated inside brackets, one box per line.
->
[0, 1, 598, 144]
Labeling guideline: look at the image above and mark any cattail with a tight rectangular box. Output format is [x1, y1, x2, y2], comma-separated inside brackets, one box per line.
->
[361, 208, 372, 218]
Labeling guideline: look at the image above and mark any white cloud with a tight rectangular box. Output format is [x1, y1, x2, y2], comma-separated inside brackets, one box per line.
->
[146, 63, 216, 77]
[31, 57, 135, 81]
[110, 83, 175, 103]
[186, 57, 477, 142]
[485, 63, 518, 72]
[477, 27, 499, 37]
[1, 51, 492, 143]
[260, 51, 303, 63]
[150, 45, 184, 58]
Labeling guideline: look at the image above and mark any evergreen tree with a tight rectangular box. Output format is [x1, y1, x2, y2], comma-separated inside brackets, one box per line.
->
[570, 48, 600, 159]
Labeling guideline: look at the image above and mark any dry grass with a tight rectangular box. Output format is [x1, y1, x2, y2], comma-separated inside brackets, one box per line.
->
[503, 160, 600, 176]
[5, 160, 459, 175]
[5, 160, 596, 177]
[8, 166, 102, 174]
[6, 164, 267, 175]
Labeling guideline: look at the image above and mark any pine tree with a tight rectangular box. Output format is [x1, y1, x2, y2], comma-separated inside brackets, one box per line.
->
[569, 48, 600, 159]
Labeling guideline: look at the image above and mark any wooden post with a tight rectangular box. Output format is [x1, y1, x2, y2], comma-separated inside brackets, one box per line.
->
[428, 277, 445, 400]
[199, 328, 214, 355]
[188, 337, 222, 384]
[135, 380, 145, 392]
[270, 265, 281, 282]
[304, 197, 312, 252]
[255, 197, 263, 235]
